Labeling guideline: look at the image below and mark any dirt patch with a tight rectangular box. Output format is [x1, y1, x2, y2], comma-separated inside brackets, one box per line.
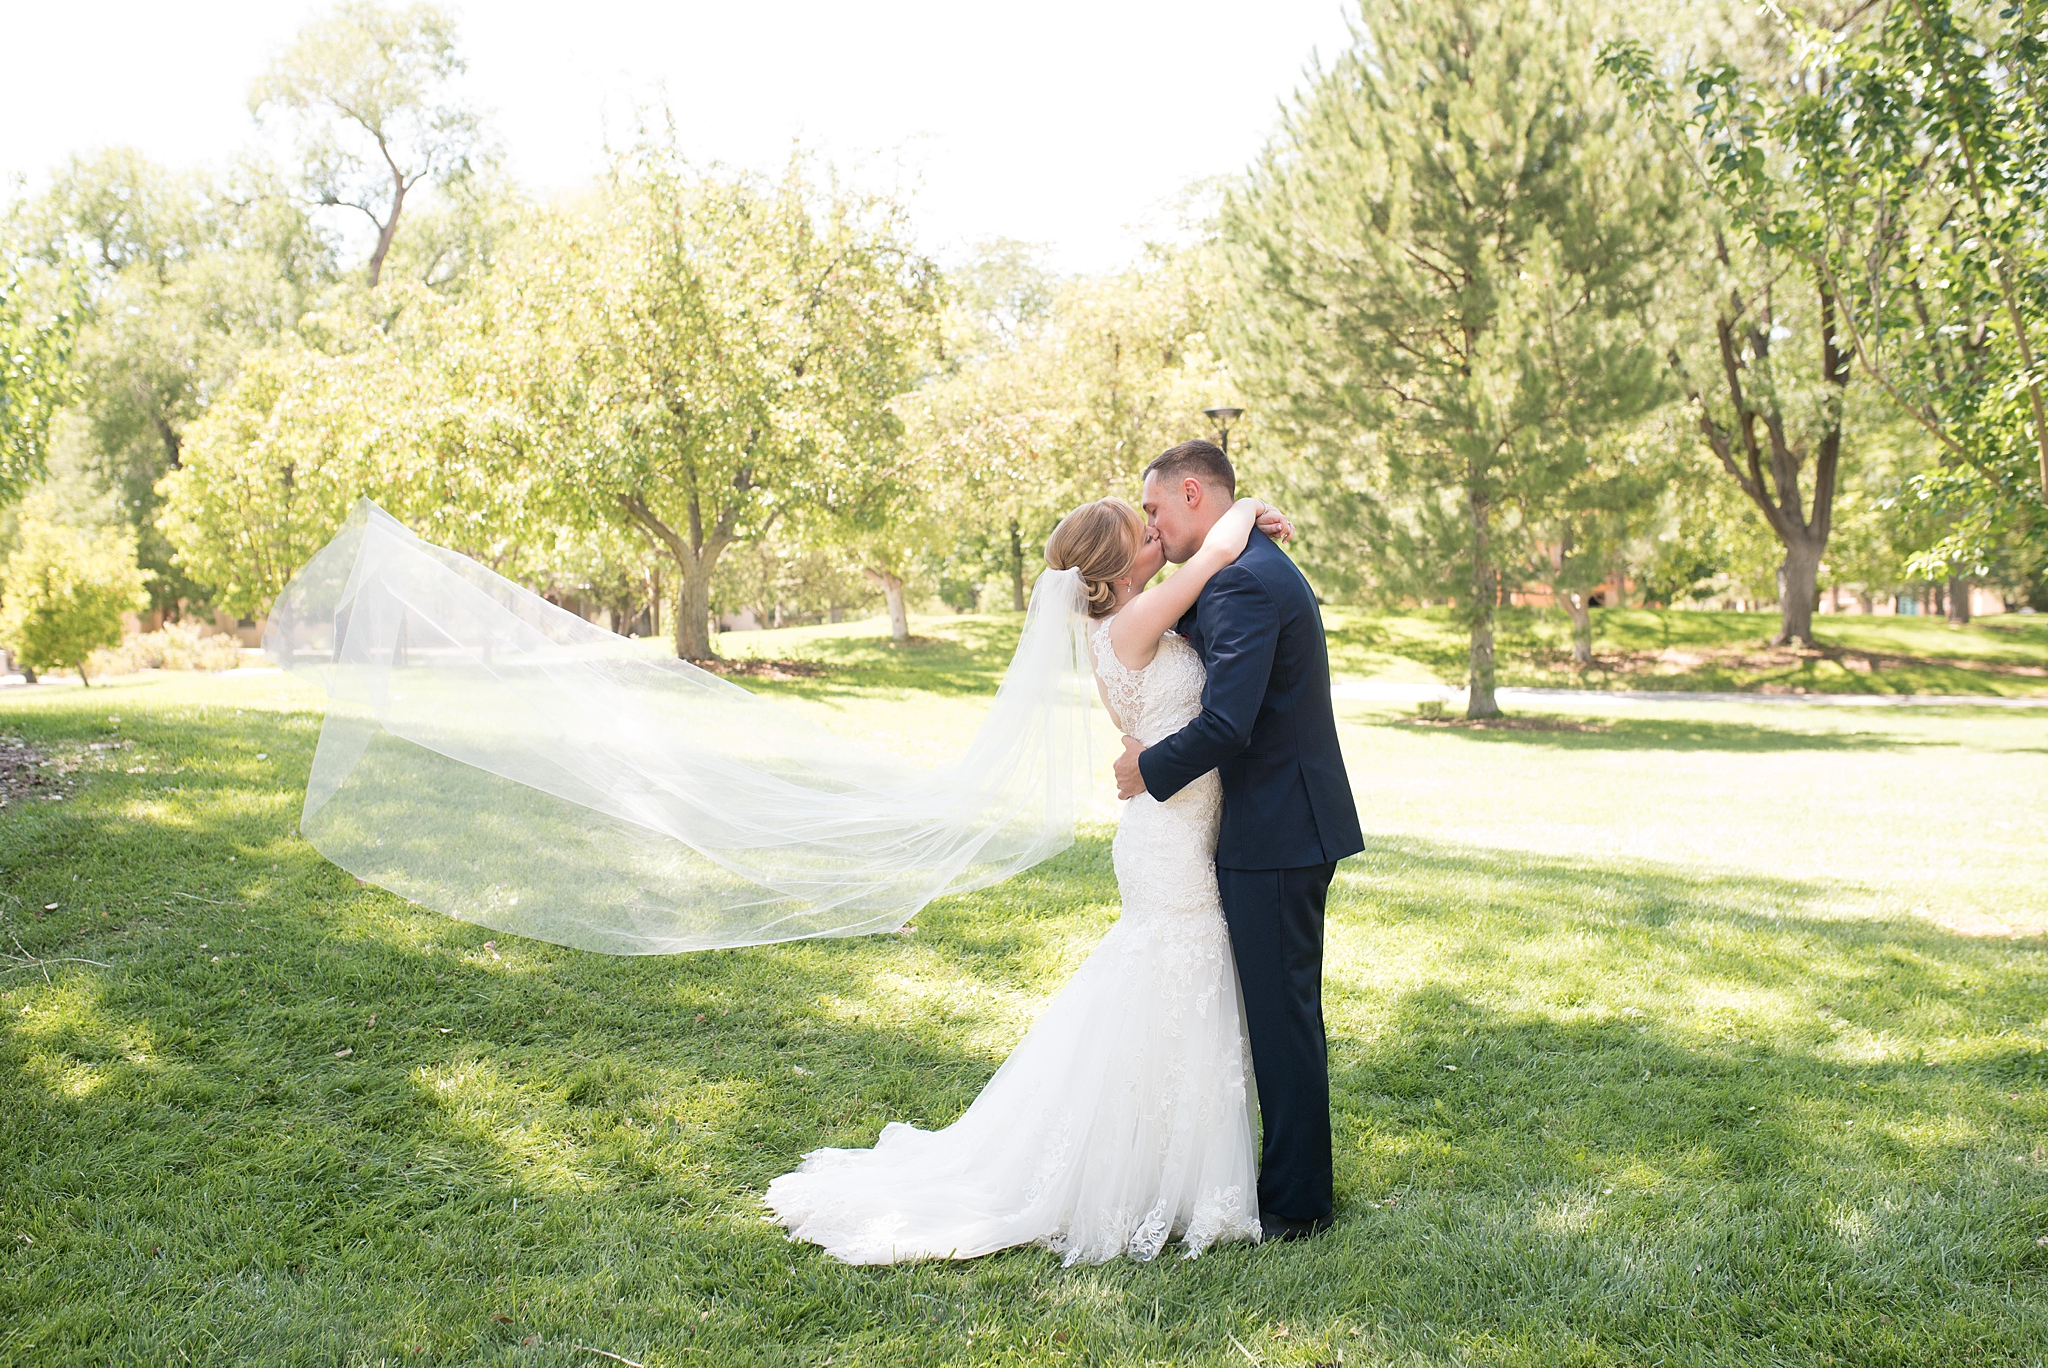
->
[0, 734, 135, 811]
[1401, 715, 1610, 733]
[693, 658, 831, 680]
[0, 734, 68, 810]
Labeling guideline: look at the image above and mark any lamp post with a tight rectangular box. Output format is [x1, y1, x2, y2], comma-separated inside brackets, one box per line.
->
[1204, 405, 1245, 457]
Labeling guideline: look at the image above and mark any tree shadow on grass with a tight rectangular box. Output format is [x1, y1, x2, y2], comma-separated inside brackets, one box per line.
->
[1294, 836, 2048, 1363]
[0, 887, 1034, 1361]
[1330, 832, 2048, 1217]
[1337, 831, 2042, 1016]
[1298, 986, 2048, 1365]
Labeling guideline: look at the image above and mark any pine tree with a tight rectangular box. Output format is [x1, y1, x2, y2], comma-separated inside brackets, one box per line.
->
[1223, 0, 1677, 716]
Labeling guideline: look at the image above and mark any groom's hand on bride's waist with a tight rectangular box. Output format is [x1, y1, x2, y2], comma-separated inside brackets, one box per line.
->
[1115, 736, 1146, 800]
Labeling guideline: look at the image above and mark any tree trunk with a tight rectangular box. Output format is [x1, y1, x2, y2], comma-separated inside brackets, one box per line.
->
[1774, 538, 1822, 646]
[1690, 281, 1846, 653]
[1565, 590, 1593, 668]
[887, 581, 909, 643]
[155, 414, 182, 470]
[673, 558, 717, 660]
[367, 166, 408, 288]
[866, 568, 910, 644]
[1465, 481, 1501, 719]
[620, 495, 732, 661]
[1008, 519, 1026, 612]
[1856, 589, 1873, 614]
[1947, 572, 1970, 625]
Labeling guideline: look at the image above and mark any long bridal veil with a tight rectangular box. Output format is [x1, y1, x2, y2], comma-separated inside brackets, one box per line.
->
[263, 499, 1096, 954]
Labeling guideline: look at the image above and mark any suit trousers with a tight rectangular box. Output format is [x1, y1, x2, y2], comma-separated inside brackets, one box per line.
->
[1216, 861, 1337, 1222]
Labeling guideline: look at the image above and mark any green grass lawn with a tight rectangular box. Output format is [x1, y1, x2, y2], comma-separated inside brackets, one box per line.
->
[1319, 605, 2048, 696]
[709, 602, 2048, 697]
[3, 625, 2046, 1366]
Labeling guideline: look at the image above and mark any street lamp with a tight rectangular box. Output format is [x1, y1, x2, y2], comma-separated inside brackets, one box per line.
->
[1203, 405, 1245, 456]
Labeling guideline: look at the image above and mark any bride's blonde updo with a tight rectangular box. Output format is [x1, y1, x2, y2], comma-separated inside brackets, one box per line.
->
[1044, 497, 1145, 618]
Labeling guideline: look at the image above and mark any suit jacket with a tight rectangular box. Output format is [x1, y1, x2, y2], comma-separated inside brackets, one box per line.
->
[1137, 529, 1364, 871]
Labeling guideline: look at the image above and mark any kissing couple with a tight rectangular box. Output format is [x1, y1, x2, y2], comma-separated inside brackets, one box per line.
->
[766, 439, 1364, 1264]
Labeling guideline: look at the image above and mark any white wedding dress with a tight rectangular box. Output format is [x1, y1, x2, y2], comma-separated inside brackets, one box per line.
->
[764, 620, 1262, 1264]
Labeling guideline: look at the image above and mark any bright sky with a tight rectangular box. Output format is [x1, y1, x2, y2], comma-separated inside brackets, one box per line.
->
[3, 0, 1356, 274]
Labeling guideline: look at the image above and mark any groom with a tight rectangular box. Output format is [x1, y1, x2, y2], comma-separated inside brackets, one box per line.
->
[1113, 439, 1364, 1241]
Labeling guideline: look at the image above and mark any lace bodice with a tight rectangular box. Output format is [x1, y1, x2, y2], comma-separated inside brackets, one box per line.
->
[1090, 618, 1206, 746]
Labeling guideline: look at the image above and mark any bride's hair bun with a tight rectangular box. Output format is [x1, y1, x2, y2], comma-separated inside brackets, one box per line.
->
[1044, 497, 1144, 619]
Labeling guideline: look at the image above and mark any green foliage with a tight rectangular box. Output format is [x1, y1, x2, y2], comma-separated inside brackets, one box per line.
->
[1222, 0, 1681, 714]
[159, 145, 940, 657]
[86, 619, 244, 677]
[2, 651, 2044, 1363]
[1597, 23, 1871, 646]
[7, 148, 335, 613]
[710, 538, 876, 628]
[496, 145, 938, 658]
[905, 243, 1244, 618]
[156, 273, 584, 619]
[157, 343, 384, 620]
[1601, 0, 2048, 580]
[21, 0, 2048, 662]
[1528, 409, 1694, 660]
[942, 236, 1059, 360]
[0, 518, 149, 683]
[0, 269, 81, 505]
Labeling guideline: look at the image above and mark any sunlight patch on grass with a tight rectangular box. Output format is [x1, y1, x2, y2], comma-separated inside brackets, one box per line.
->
[1533, 1190, 1603, 1234]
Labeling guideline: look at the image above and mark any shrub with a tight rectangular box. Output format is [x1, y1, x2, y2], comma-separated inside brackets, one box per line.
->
[86, 620, 244, 677]
[0, 519, 151, 686]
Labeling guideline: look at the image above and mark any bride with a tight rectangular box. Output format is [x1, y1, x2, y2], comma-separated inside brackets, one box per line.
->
[765, 493, 1290, 1265]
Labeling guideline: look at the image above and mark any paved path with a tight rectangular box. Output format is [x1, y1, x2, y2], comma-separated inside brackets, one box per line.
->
[1331, 680, 2048, 709]
[0, 667, 284, 689]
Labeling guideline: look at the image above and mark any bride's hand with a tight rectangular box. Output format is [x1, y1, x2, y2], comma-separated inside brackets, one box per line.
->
[1253, 500, 1295, 544]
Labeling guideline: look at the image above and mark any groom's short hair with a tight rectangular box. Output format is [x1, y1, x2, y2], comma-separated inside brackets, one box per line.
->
[1144, 440, 1236, 498]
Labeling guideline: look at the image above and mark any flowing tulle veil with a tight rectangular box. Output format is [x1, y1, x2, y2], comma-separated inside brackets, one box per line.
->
[263, 499, 1096, 953]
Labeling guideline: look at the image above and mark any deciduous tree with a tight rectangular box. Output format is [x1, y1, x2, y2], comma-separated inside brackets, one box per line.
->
[1603, 0, 2048, 629]
[252, 1, 485, 287]
[9, 149, 333, 611]
[904, 251, 1232, 613]
[0, 267, 80, 505]
[483, 148, 937, 659]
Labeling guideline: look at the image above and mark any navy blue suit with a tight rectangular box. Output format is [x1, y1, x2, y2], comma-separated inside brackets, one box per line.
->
[1137, 529, 1363, 1221]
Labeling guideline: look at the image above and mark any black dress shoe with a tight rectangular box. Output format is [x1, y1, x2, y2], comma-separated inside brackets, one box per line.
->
[1259, 1210, 1334, 1242]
